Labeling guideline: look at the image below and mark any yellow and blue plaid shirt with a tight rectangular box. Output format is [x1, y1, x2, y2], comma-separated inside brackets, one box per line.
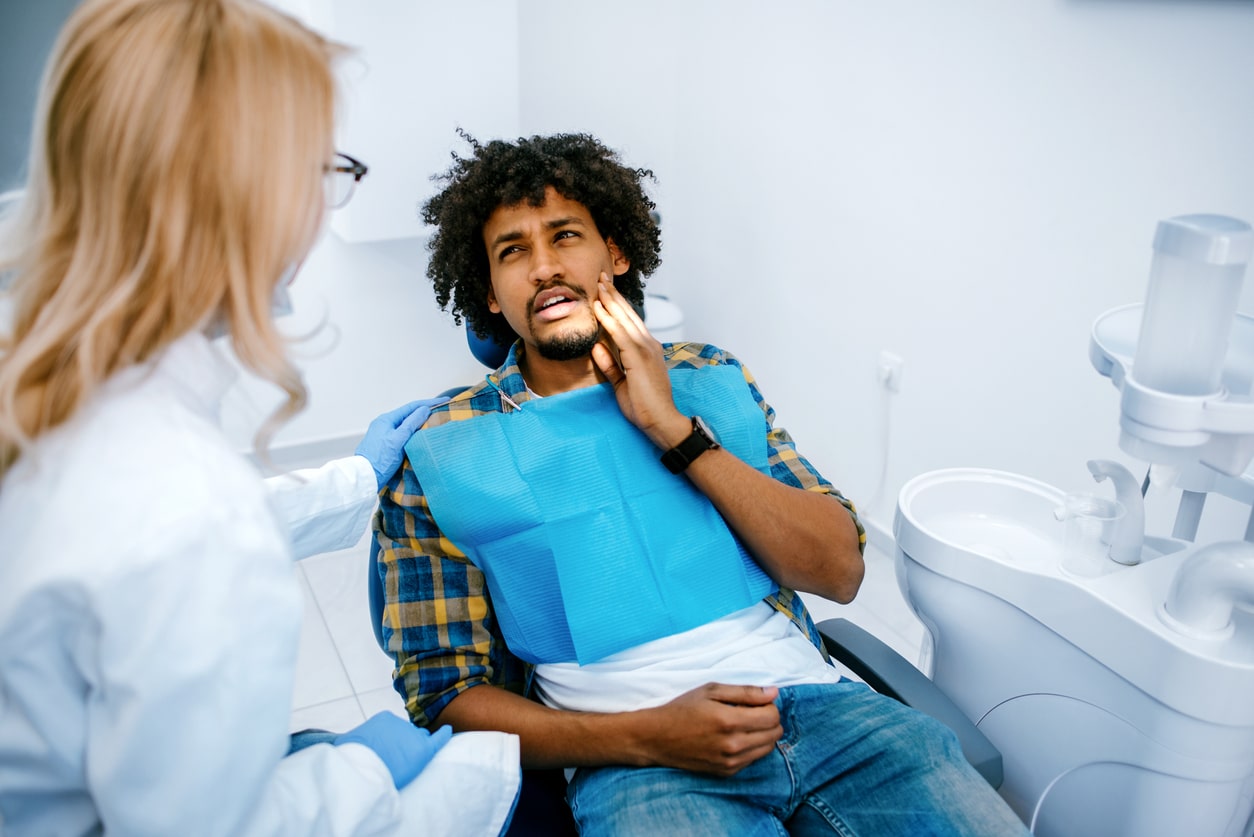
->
[373, 340, 866, 727]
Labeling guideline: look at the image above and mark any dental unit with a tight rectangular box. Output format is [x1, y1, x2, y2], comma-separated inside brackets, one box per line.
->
[892, 214, 1254, 836]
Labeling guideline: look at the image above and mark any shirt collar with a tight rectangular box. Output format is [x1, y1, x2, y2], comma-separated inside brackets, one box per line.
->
[485, 339, 617, 410]
[484, 340, 537, 410]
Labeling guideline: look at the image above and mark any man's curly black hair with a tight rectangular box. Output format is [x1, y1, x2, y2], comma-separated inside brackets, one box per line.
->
[421, 131, 662, 348]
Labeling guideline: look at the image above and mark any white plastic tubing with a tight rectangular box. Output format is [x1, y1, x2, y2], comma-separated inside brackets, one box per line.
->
[1164, 541, 1254, 634]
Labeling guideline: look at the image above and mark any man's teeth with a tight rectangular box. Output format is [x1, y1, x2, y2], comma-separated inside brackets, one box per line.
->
[539, 296, 570, 310]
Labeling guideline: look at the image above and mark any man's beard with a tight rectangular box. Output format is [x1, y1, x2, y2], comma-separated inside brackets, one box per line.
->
[534, 323, 601, 360]
[527, 282, 601, 361]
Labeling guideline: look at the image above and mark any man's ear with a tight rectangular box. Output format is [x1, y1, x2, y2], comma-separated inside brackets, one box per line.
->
[487, 284, 501, 314]
[607, 238, 631, 277]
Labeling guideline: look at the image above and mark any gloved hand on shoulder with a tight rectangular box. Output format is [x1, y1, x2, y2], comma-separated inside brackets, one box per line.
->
[334, 711, 453, 790]
[355, 397, 448, 489]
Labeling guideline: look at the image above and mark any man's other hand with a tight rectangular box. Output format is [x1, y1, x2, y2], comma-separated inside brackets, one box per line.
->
[636, 683, 782, 777]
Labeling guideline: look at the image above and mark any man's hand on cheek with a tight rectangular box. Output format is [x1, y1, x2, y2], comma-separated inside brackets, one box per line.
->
[592, 274, 689, 449]
[592, 330, 623, 375]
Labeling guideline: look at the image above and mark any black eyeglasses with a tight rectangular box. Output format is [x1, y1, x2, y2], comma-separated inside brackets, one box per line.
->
[325, 152, 368, 209]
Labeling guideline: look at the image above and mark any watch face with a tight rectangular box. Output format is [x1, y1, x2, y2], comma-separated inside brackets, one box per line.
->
[693, 415, 719, 446]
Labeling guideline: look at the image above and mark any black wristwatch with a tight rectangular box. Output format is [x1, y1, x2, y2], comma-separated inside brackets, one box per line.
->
[661, 415, 720, 474]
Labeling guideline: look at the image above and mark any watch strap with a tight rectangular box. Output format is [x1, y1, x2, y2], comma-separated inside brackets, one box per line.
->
[661, 416, 720, 474]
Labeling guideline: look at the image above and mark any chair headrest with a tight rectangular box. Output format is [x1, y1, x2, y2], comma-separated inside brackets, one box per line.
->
[466, 324, 512, 369]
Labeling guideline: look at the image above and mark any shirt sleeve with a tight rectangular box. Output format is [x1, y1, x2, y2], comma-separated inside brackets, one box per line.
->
[374, 455, 528, 727]
[264, 455, 378, 561]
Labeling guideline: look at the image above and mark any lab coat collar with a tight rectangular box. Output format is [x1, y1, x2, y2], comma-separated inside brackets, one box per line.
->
[105, 332, 240, 423]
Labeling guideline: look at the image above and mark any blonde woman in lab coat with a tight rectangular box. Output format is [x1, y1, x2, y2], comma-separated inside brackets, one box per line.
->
[0, 0, 518, 834]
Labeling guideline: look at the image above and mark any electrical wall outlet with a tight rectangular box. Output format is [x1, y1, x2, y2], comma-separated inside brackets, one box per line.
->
[877, 350, 904, 393]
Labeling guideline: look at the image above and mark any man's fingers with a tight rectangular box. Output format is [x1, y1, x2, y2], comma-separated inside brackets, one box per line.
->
[645, 684, 785, 776]
[703, 683, 781, 734]
[596, 275, 649, 342]
[728, 733, 782, 761]
[591, 341, 624, 384]
[703, 723, 782, 776]
[704, 683, 780, 707]
[593, 299, 641, 365]
[722, 703, 782, 737]
[593, 297, 624, 339]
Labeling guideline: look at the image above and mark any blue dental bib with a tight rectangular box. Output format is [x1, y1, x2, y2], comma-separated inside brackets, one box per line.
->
[405, 364, 778, 665]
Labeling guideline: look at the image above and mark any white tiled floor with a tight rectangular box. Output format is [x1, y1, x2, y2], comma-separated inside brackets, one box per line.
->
[288, 528, 926, 734]
[289, 529, 408, 734]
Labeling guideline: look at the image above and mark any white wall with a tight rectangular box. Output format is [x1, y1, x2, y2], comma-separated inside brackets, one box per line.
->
[517, 0, 1254, 541]
[241, 1, 1254, 542]
[224, 0, 521, 465]
[328, 2, 520, 243]
[517, 0, 684, 299]
[218, 235, 485, 466]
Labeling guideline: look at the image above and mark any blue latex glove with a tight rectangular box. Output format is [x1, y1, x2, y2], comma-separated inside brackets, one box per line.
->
[355, 397, 447, 489]
[334, 712, 453, 789]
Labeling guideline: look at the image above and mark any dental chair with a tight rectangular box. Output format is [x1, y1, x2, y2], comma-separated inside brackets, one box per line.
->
[365, 324, 1003, 835]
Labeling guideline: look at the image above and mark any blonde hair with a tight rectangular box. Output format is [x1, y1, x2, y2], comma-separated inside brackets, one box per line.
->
[0, 0, 342, 472]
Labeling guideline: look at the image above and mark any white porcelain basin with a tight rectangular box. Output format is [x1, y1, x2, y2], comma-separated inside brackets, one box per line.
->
[894, 468, 1068, 576]
[893, 466, 1253, 725]
[891, 467, 1254, 836]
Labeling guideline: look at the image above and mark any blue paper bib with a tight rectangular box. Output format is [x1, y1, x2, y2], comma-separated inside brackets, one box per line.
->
[405, 364, 778, 665]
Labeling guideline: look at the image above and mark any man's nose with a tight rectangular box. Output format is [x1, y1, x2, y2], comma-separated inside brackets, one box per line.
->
[528, 242, 561, 284]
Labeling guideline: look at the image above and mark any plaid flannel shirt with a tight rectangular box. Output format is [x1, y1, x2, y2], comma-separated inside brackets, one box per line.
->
[373, 340, 866, 727]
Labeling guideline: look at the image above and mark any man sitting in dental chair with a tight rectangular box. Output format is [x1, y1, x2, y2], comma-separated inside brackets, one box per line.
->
[374, 132, 1028, 835]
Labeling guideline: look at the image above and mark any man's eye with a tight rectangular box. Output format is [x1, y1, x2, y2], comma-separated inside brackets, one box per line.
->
[554, 230, 579, 242]
[499, 245, 522, 260]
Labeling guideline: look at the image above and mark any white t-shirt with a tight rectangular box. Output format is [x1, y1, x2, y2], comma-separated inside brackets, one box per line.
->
[533, 601, 843, 714]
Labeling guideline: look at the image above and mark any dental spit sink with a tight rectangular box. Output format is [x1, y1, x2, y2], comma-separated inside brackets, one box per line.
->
[895, 468, 1068, 572]
[893, 467, 1254, 837]
[893, 468, 1251, 696]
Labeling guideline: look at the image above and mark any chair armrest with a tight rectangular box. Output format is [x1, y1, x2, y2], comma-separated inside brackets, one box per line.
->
[816, 617, 1003, 789]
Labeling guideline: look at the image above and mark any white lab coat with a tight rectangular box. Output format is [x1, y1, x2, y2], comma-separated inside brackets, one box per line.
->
[267, 455, 379, 561]
[0, 333, 519, 836]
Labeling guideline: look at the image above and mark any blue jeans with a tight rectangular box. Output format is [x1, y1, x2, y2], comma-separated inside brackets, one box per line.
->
[287, 729, 337, 754]
[567, 681, 1029, 836]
